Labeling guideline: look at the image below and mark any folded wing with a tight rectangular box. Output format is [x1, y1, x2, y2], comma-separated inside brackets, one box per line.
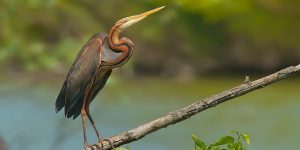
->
[55, 33, 106, 119]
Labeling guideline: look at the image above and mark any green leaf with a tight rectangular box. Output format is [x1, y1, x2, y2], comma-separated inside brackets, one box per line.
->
[211, 146, 220, 150]
[213, 136, 234, 146]
[236, 142, 243, 150]
[241, 134, 250, 144]
[195, 145, 205, 150]
[114, 147, 130, 150]
[227, 143, 235, 149]
[192, 134, 206, 149]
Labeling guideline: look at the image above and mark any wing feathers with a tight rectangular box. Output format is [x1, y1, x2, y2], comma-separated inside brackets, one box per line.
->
[55, 81, 67, 112]
[55, 33, 108, 119]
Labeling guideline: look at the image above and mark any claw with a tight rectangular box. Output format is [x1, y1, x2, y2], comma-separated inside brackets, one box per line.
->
[95, 143, 102, 150]
[99, 138, 114, 149]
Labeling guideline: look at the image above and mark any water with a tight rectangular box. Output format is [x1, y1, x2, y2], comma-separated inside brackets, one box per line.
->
[0, 77, 299, 150]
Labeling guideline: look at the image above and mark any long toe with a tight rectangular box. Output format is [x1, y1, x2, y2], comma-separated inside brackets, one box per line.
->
[95, 142, 103, 150]
[84, 144, 100, 150]
[99, 138, 114, 149]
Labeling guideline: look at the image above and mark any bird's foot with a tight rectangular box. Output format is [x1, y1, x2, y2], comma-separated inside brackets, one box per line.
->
[98, 138, 115, 149]
[83, 143, 101, 150]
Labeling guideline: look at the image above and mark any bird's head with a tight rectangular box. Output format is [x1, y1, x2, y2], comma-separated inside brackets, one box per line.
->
[106, 6, 165, 66]
[109, 6, 165, 42]
[114, 6, 165, 32]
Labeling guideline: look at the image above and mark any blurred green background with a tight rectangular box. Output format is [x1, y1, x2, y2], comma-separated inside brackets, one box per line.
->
[0, 0, 299, 150]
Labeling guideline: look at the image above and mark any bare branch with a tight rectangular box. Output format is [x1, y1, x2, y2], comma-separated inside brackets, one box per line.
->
[86, 64, 300, 150]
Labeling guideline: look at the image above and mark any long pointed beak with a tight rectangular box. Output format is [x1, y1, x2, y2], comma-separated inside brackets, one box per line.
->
[118, 6, 165, 30]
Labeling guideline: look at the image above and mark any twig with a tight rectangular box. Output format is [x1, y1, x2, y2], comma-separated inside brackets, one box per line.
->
[86, 64, 300, 150]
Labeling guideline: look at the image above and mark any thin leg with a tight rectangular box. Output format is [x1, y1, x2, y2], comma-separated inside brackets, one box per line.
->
[86, 106, 115, 149]
[85, 107, 101, 141]
[81, 109, 88, 148]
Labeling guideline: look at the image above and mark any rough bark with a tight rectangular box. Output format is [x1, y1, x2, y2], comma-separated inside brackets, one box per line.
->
[86, 64, 300, 150]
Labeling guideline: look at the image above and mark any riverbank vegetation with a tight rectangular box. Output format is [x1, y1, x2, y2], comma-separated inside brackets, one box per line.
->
[1, 0, 299, 78]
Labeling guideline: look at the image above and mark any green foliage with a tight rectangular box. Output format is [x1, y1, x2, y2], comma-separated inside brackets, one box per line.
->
[0, 0, 299, 73]
[192, 131, 250, 150]
[114, 146, 130, 150]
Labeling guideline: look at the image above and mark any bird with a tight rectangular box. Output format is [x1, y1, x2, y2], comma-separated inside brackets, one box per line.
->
[55, 6, 165, 148]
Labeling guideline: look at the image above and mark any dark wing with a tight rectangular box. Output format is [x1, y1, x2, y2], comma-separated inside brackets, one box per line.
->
[67, 68, 113, 120]
[55, 33, 107, 119]
[91, 69, 112, 100]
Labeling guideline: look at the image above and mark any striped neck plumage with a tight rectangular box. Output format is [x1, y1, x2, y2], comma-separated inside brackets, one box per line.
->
[106, 26, 134, 67]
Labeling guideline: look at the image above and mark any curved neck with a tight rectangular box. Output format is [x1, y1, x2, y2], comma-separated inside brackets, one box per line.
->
[105, 25, 134, 67]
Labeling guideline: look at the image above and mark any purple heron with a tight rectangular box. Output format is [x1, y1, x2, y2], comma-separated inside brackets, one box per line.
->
[55, 6, 164, 148]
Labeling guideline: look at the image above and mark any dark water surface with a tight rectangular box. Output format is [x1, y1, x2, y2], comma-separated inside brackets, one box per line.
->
[0, 77, 299, 150]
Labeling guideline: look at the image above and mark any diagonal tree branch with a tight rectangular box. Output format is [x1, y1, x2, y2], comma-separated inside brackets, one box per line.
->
[86, 64, 300, 150]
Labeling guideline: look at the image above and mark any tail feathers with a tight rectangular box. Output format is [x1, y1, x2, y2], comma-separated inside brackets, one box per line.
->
[72, 110, 81, 119]
[64, 87, 84, 118]
[67, 101, 82, 119]
[55, 81, 89, 120]
[66, 94, 83, 119]
[55, 81, 67, 113]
